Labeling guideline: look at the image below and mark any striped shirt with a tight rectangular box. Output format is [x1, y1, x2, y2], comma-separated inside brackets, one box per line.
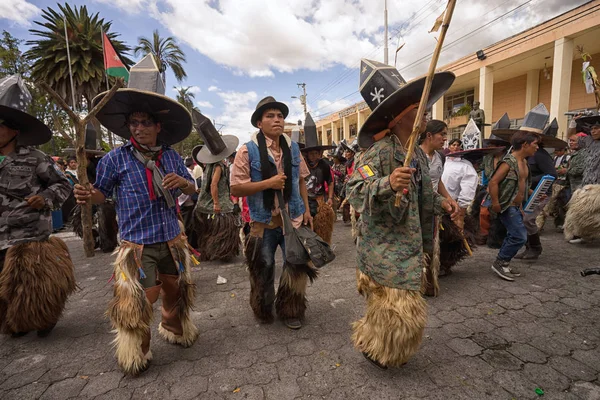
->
[94, 143, 193, 244]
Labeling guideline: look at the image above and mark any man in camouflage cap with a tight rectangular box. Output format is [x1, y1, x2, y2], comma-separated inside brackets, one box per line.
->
[346, 60, 456, 369]
[0, 75, 75, 338]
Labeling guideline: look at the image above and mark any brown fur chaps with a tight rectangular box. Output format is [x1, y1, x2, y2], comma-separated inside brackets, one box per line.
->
[352, 270, 427, 368]
[195, 212, 241, 261]
[0, 238, 76, 334]
[564, 184, 600, 240]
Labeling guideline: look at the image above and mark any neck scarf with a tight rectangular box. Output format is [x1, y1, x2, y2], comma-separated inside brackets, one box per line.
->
[130, 137, 176, 208]
[257, 130, 292, 211]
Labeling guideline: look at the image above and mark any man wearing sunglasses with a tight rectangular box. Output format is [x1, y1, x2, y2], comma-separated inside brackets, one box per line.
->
[73, 59, 199, 375]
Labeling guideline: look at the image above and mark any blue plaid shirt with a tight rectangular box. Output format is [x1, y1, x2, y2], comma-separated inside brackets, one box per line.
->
[95, 142, 193, 245]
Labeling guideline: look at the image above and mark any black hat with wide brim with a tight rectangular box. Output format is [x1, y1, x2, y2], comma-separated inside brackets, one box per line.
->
[0, 105, 53, 146]
[483, 133, 510, 148]
[447, 147, 505, 163]
[576, 115, 600, 133]
[91, 89, 192, 145]
[358, 72, 455, 149]
[251, 96, 289, 128]
[0, 75, 53, 146]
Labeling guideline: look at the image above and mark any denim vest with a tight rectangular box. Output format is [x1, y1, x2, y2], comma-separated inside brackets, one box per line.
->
[246, 139, 305, 223]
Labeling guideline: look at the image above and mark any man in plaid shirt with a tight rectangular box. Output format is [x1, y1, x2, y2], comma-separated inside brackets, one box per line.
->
[74, 65, 200, 375]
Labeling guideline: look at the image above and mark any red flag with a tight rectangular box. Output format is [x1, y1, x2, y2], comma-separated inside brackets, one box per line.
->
[103, 33, 129, 81]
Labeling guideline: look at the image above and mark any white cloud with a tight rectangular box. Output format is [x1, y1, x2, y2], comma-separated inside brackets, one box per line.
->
[106, 0, 586, 79]
[207, 85, 219, 92]
[196, 100, 214, 109]
[0, 0, 39, 26]
[213, 90, 260, 145]
[92, 0, 147, 13]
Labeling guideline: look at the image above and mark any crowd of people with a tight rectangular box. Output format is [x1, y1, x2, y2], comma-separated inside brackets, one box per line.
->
[1, 56, 599, 377]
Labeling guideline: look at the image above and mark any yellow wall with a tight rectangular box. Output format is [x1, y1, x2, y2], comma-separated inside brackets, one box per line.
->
[492, 74, 527, 122]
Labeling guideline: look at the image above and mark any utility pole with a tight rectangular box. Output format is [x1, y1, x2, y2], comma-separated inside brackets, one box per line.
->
[292, 83, 307, 117]
[384, 0, 389, 64]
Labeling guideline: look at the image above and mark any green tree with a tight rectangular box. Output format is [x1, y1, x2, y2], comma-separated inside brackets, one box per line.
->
[0, 30, 28, 77]
[174, 86, 195, 110]
[135, 30, 187, 85]
[25, 3, 133, 109]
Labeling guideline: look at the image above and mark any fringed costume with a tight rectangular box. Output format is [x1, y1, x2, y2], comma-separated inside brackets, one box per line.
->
[312, 198, 335, 245]
[0, 238, 76, 335]
[564, 184, 600, 241]
[439, 214, 475, 275]
[193, 161, 241, 261]
[108, 233, 198, 375]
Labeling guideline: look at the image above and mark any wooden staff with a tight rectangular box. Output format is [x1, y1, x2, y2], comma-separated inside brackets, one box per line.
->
[41, 80, 124, 257]
[395, 0, 457, 207]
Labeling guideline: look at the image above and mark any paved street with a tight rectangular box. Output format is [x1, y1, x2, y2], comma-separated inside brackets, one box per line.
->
[1, 221, 599, 400]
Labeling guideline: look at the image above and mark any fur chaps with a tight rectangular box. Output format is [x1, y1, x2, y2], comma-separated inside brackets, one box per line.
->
[552, 186, 570, 228]
[0, 238, 76, 334]
[275, 263, 318, 320]
[564, 184, 600, 240]
[195, 212, 241, 261]
[97, 202, 119, 253]
[245, 234, 274, 322]
[422, 218, 440, 296]
[313, 199, 336, 245]
[439, 215, 475, 274]
[352, 270, 427, 368]
[487, 214, 507, 249]
[350, 205, 360, 242]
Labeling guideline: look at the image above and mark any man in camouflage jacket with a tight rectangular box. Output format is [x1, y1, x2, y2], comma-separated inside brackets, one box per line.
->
[0, 74, 76, 338]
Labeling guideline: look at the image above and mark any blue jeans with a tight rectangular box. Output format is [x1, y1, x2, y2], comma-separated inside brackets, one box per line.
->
[497, 206, 527, 262]
[259, 227, 286, 308]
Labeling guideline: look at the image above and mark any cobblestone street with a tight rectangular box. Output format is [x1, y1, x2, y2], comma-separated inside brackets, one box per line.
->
[1, 221, 599, 400]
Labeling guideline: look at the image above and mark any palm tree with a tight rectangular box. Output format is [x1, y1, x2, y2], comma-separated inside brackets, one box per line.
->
[135, 30, 187, 85]
[174, 86, 195, 111]
[25, 3, 133, 110]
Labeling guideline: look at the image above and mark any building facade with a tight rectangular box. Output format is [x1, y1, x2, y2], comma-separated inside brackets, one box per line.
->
[316, 1, 600, 144]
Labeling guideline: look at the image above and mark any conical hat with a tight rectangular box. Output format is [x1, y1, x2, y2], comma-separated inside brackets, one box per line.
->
[191, 109, 238, 164]
[301, 113, 335, 152]
[493, 104, 550, 141]
[92, 54, 192, 145]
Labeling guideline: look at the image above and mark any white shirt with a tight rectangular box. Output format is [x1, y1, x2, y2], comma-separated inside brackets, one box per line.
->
[192, 164, 203, 180]
[441, 157, 478, 208]
[425, 151, 444, 193]
[66, 167, 78, 179]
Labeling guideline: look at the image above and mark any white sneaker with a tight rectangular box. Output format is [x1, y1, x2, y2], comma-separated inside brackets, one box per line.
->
[569, 238, 585, 244]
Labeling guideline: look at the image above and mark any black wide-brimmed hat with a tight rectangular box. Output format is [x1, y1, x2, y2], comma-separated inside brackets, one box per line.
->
[0, 75, 53, 146]
[340, 138, 359, 153]
[251, 96, 289, 128]
[493, 104, 549, 142]
[92, 54, 192, 145]
[575, 115, 600, 134]
[64, 123, 106, 156]
[447, 147, 505, 163]
[300, 113, 335, 153]
[357, 59, 455, 148]
[191, 109, 238, 164]
[539, 118, 567, 148]
[484, 113, 511, 147]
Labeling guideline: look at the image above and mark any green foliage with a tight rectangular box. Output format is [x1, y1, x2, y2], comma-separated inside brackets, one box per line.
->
[135, 29, 187, 84]
[174, 86, 195, 111]
[178, 131, 204, 158]
[25, 3, 133, 109]
[452, 104, 472, 118]
[0, 31, 28, 77]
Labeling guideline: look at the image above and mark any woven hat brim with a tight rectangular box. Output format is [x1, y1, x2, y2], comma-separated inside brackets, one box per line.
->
[493, 129, 568, 147]
[251, 101, 289, 128]
[483, 138, 510, 147]
[358, 72, 455, 149]
[193, 135, 239, 164]
[91, 89, 192, 145]
[0, 105, 53, 146]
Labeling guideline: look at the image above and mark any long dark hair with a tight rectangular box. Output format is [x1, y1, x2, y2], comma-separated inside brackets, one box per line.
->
[419, 119, 447, 144]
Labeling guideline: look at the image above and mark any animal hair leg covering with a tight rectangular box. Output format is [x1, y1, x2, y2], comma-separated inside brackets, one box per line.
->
[352, 270, 427, 368]
[0, 237, 76, 334]
[313, 198, 336, 245]
[275, 262, 318, 320]
[564, 185, 600, 240]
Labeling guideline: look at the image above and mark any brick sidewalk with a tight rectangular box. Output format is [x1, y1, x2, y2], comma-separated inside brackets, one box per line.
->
[0, 222, 599, 399]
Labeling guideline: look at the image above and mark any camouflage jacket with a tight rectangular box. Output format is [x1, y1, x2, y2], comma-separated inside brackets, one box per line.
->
[495, 154, 531, 213]
[567, 150, 585, 192]
[346, 134, 445, 291]
[0, 146, 72, 250]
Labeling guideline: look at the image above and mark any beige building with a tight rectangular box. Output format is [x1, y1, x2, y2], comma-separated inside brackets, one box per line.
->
[316, 1, 600, 144]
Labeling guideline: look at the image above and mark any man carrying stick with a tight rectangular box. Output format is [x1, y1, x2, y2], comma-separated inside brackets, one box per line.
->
[346, 59, 456, 369]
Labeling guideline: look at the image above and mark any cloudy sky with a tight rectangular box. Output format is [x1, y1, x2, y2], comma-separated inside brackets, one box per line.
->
[0, 0, 588, 144]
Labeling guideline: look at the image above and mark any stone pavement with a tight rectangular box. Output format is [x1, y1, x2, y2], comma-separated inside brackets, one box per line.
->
[1, 221, 600, 400]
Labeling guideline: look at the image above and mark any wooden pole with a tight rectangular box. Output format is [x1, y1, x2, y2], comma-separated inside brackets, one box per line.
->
[395, 0, 457, 207]
[40, 80, 124, 257]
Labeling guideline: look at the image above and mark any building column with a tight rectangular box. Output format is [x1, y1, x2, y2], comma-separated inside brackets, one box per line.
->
[330, 122, 336, 143]
[431, 97, 444, 121]
[550, 37, 574, 139]
[479, 66, 494, 138]
[525, 69, 540, 114]
[342, 116, 349, 142]
[357, 108, 363, 132]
